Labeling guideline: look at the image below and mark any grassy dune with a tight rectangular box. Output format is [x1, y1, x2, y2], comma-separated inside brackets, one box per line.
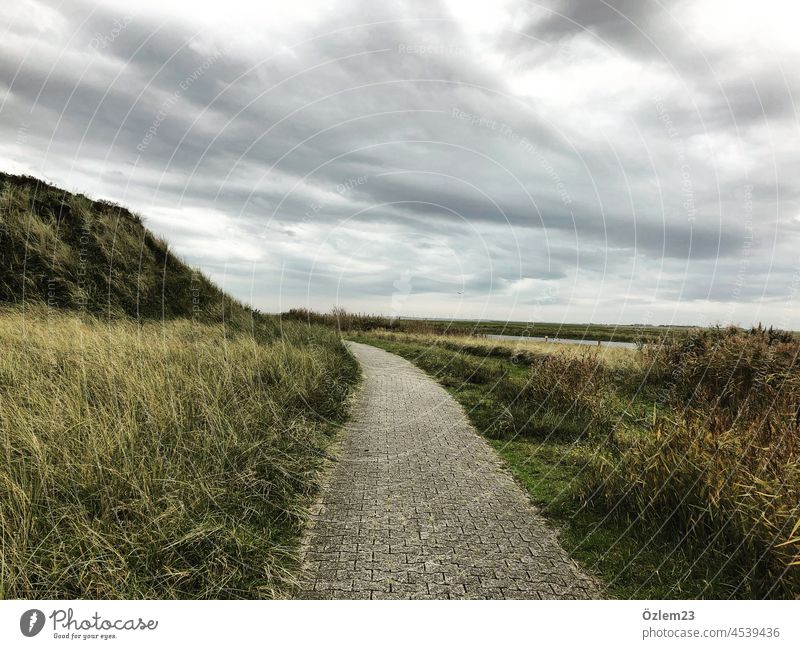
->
[0, 172, 249, 323]
[352, 328, 800, 598]
[0, 173, 361, 598]
[0, 308, 357, 598]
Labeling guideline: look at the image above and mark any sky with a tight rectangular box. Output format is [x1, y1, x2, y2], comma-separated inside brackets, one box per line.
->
[2, 0, 799, 327]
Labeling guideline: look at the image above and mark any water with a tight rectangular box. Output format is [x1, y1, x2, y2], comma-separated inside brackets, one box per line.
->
[485, 334, 637, 349]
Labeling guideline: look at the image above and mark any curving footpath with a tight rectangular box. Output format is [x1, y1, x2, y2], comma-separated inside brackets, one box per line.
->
[296, 341, 601, 599]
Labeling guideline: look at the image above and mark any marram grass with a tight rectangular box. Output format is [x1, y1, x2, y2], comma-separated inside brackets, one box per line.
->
[0, 308, 357, 598]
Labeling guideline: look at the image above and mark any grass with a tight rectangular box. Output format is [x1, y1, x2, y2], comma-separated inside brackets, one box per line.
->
[350, 329, 800, 599]
[282, 307, 698, 343]
[0, 173, 365, 598]
[0, 174, 366, 598]
[3, 171, 796, 599]
[0, 171, 250, 324]
[360, 328, 636, 368]
[0, 307, 358, 598]
[409, 319, 686, 344]
[494, 441, 733, 599]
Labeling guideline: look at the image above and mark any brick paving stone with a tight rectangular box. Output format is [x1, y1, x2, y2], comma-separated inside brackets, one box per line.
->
[296, 342, 601, 600]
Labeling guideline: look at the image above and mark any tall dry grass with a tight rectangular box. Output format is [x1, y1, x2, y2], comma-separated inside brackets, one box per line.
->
[356, 326, 800, 597]
[580, 327, 800, 597]
[354, 328, 637, 367]
[0, 308, 357, 598]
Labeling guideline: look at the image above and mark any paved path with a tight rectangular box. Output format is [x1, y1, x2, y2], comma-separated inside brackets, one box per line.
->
[296, 342, 600, 599]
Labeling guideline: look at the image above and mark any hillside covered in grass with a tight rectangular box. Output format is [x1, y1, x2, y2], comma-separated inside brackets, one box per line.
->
[0, 173, 359, 598]
[0, 172, 246, 323]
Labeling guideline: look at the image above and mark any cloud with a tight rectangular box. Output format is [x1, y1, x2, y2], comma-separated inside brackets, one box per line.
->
[1, 0, 798, 326]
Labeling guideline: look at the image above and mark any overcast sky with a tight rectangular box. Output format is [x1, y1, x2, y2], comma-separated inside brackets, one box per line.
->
[2, 0, 799, 326]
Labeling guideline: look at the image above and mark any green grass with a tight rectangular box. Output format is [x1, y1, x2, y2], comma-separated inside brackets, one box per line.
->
[351, 331, 794, 599]
[493, 441, 741, 599]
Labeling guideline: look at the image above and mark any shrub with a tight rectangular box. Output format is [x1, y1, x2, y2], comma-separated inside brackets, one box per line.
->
[586, 326, 800, 597]
[523, 351, 617, 439]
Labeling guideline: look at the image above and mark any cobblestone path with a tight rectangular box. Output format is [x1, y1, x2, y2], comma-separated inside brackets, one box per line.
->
[296, 342, 601, 599]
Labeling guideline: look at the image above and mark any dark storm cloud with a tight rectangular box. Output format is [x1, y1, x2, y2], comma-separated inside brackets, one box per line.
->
[523, 0, 676, 48]
[1, 0, 798, 325]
